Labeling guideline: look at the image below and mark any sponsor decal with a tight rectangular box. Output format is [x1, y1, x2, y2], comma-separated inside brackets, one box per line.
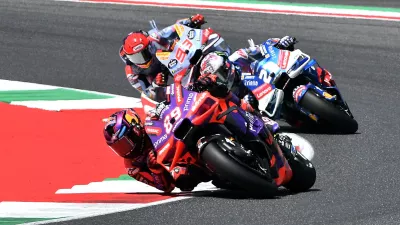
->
[191, 92, 207, 112]
[145, 121, 153, 126]
[260, 45, 268, 56]
[262, 116, 278, 128]
[309, 114, 318, 121]
[268, 46, 277, 58]
[245, 111, 257, 132]
[293, 85, 307, 103]
[184, 92, 195, 111]
[237, 49, 248, 59]
[156, 51, 171, 61]
[323, 92, 333, 99]
[158, 141, 172, 156]
[188, 29, 195, 40]
[174, 24, 185, 37]
[279, 51, 290, 69]
[166, 86, 171, 95]
[158, 104, 170, 119]
[169, 84, 175, 96]
[173, 66, 183, 74]
[168, 59, 178, 69]
[242, 73, 255, 79]
[145, 126, 162, 136]
[133, 44, 144, 52]
[203, 28, 211, 39]
[175, 84, 183, 104]
[154, 134, 168, 148]
[253, 83, 272, 100]
[244, 80, 258, 86]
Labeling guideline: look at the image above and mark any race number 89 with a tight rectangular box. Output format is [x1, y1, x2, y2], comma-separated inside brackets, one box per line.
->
[164, 107, 182, 134]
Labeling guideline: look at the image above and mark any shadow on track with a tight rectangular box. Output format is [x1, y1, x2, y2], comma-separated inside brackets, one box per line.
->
[279, 124, 361, 135]
[125, 188, 321, 200]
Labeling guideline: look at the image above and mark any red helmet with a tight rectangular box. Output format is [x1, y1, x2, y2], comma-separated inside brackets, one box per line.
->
[103, 109, 145, 158]
[122, 31, 152, 68]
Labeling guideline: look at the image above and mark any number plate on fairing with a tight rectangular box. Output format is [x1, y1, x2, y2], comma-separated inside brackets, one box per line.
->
[156, 25, 203, 76]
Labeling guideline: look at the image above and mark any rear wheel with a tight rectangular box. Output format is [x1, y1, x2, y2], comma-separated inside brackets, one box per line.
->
[200, 140, 278, 197]
[299, 90, 358, 133]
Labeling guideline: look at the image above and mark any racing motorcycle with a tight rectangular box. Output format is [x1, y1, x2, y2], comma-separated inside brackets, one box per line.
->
[140, 68, 316, 195]
[148, 20, 232, 86]
[240, 39, 358, 134]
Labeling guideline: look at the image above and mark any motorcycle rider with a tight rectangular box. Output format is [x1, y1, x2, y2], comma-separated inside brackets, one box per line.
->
[191, 51, 295, 148]
[103, 53, 296, 193]
[228, 36, 335, 127]
[119, 14, 206, 101]
[227, 36, 299, 109]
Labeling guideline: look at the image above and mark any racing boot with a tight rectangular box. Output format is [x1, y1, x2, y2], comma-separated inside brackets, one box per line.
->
[274, 133, 296, 161]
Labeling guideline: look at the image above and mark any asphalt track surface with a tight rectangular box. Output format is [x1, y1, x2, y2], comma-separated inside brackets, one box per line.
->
[2, 0, 400, 224]
[265, 0, 400, 8]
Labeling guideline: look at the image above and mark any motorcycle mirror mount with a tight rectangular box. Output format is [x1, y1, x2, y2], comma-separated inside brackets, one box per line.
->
[248, 38, 255, 48]
[149, 19, 158, 31]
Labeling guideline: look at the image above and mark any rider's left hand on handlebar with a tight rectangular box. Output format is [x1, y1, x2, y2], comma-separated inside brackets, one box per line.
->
[278, 36, 298, 48]
[189, 14, 206, 28]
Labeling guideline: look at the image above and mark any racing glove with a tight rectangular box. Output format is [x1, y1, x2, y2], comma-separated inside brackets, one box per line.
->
[147, 151, 165, 174]
[243, 93, 259, 111]
[152, 72, 169, 87]
[277, 36, 298, 50]
[189, 14, 206, 28]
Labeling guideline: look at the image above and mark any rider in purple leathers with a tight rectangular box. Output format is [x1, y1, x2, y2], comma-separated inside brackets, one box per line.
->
[103, 52, 297, 193]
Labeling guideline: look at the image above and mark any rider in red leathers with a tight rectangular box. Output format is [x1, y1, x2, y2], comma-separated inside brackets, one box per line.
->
[119, 14, 206, 101]
[103, 52, 297, 193]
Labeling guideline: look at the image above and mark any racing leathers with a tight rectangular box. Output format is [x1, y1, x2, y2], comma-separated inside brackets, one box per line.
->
[124, 134, 175, 193]
[119, 15, 206, 101]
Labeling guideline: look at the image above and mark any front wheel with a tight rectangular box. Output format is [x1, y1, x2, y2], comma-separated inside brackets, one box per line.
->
[284, 153, 316, 193]
[200, 140, 278, 197]
[299, 90, 358, 133]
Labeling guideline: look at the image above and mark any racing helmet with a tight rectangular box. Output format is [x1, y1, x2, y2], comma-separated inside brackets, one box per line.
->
[103, 109, 145, 158]
[122, 31, 153, 68]
[199, 51, 236, 91]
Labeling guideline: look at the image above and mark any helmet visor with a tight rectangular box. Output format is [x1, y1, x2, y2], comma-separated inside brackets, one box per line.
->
[126, 47, 152, 64]
[109, 135, 136, 157]
[215, 62, 235, 90]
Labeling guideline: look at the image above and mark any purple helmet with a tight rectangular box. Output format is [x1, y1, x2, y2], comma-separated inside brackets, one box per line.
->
[103, 109, 145, 158]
